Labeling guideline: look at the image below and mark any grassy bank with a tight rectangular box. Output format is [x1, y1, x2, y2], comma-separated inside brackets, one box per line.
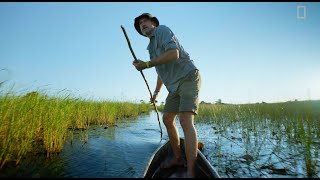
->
[0, 91, 150, 168]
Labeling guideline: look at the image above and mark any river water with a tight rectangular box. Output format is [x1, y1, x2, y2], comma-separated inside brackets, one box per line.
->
[0, 111, 319, 178]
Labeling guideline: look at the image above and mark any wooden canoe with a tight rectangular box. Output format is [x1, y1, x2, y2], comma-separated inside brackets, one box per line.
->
[143, 138, 221, 178]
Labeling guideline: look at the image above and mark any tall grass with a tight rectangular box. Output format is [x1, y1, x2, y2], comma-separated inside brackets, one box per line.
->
[195, 100, 320, 177]
[0, 90, 150, 168]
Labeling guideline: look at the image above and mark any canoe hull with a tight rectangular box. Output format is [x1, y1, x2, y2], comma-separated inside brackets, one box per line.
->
[143, 138, 220, 178]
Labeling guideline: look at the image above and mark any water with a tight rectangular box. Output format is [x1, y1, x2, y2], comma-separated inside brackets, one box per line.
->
[0, 111, 319, 178]
[0, 111, 166, 178]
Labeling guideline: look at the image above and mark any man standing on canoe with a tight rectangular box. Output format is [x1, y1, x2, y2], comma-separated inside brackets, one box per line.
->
[132, 13, 201, 178]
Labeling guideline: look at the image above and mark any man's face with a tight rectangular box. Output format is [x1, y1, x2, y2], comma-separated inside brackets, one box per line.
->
[139, 17, 156, 36]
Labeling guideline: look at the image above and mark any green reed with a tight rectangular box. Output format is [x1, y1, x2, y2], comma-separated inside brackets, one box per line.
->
[0, 90, 149, 168]
[195, 100, 320, 177]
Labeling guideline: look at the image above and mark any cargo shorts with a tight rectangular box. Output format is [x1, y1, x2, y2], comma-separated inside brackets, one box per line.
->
[163, 69, 201, 115]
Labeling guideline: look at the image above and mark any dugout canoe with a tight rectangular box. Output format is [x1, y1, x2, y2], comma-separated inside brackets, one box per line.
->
[143, 138, 220, 178]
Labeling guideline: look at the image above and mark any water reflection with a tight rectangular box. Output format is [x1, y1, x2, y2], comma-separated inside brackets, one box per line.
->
[60, 111, 165, 178]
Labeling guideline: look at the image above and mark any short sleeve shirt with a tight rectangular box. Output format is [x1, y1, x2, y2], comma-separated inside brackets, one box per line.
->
[147, 25, 197, 93]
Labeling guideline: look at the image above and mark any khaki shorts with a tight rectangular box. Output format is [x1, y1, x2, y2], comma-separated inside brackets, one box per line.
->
[164, 69, 201, 115]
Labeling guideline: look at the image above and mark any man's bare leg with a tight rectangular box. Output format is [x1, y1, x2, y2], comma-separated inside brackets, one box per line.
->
[160, 112, 184, 168]
[179, 111, 197, 178]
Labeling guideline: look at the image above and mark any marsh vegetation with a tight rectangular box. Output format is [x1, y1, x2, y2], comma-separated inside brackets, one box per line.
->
[194, 100, 320, 177]
[1, 85, 319, 177]
[0, 90, 149, 169]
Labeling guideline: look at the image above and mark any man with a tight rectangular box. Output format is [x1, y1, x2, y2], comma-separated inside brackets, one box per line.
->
[132, 13, 201, 178]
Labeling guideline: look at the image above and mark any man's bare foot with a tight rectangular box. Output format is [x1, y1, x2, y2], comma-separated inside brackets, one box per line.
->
[160, 157, 184, 169]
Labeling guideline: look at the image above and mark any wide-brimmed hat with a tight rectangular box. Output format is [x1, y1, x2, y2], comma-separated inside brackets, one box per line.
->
[134, 13, 159, 37]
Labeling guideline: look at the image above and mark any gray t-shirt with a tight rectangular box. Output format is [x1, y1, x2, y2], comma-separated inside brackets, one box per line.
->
[147, 25, 197, 93]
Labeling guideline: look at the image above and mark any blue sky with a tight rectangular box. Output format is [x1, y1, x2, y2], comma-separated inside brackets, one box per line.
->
[1, 2, 319, 104]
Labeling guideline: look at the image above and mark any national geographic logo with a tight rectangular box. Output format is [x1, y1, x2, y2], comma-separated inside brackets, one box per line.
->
[297, 5, 306, 20]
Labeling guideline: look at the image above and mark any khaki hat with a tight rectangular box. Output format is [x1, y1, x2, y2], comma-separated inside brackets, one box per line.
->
[134, 13, 159, 37]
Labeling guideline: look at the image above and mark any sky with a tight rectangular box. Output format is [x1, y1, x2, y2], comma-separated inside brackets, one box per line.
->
[1, 2, 320, 104]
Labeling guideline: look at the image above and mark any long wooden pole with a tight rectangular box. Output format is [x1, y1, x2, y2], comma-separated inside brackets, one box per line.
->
[120, 25, 163, 140]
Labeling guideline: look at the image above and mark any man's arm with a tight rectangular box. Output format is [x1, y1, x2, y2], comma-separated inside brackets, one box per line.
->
[155, 75, 163, 92]
[132, 49, 178, 71]
[151, 75, 163, 103]
[149, 48, 179, 68]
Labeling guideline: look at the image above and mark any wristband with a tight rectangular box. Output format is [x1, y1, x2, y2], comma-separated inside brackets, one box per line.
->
[146, 61, 150, 68]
